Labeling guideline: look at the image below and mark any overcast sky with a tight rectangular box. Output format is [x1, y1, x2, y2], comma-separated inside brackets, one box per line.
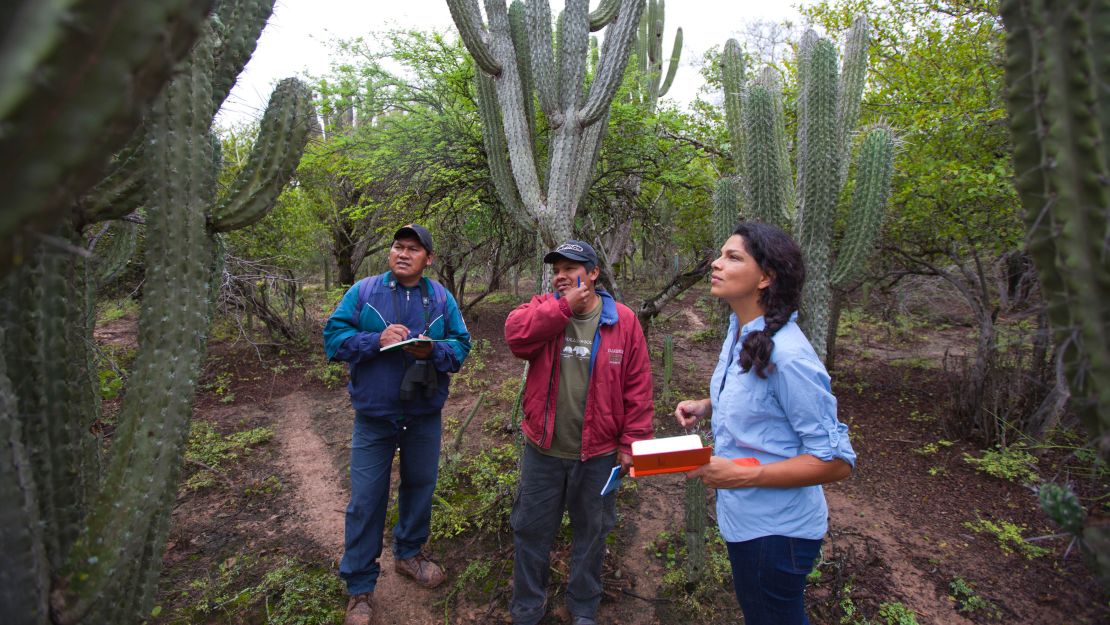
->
[217, 0, 803, 127]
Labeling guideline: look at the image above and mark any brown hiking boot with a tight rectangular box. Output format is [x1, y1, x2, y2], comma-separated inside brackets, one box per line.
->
[394, 552, 446, 588]
[344, 592, 374, 625]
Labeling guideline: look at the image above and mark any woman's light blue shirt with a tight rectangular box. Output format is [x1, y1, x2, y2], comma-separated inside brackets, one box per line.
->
[709, 313, 856, 543]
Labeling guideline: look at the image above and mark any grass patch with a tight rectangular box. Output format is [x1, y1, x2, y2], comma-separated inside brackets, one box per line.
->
[962, 445, 1039, 484]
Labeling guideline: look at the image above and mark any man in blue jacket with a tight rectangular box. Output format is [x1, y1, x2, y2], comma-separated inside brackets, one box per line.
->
[324, 224, 471, 625]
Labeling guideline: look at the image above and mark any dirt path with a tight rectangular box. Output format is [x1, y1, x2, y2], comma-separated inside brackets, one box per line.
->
[825, 488, 976, 625]
[275, 392, 440, 625]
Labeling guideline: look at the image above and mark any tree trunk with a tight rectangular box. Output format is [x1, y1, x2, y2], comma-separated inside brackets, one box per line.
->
[637, 252, 713, 334]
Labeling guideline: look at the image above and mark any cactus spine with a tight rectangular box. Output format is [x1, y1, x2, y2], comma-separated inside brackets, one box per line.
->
[1001, 0, 1110, 587]
[448, 0, 644, 247]
[721, 17, 895, 360]
[0, 1, 316, 622]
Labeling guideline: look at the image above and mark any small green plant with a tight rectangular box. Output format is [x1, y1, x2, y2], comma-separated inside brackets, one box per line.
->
[908, 410, 934, 423]
[184, 422, 274, 491]
[205, 371, 235, 403]
[306, 360, 346, 389]
[927, 466, 947, 477]
[243, 475, 283, 498]
[688, 327, 719, 343]
[949, 576, 1001, 619]
[876, 602, 919, 625]
[913, 439, 953, 456]
[95, 296, 140, 324]
[963, 516, 1050, 559]
[647, 527, 734, 620]
[963, 445, 1038, 483]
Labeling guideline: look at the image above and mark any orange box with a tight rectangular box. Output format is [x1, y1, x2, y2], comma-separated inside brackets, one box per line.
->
[628, 435, 760, 477]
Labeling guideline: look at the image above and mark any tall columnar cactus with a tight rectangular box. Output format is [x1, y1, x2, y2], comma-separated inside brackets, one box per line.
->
[0, 1, 316, 622]
[0, 0, 215, 269]
[1001, 0, 1110, 587]
[632, 0, 682, 112]
[448, 0, 645, 248]
[721, 17, 895, 361]
[712, 176, 741, 248]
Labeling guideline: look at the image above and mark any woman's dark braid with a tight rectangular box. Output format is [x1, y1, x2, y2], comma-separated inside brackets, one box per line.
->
[734, 222, 806, 379]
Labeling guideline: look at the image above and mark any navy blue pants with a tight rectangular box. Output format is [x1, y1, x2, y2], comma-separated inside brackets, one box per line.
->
[339, 412, 442, 595]
[510, 445, 618, 625]
[726, 535, 823, 625]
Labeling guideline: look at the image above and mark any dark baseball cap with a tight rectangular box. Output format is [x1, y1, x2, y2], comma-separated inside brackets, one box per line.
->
[543, 240, 598, 271]
[393, 224, 433, 253]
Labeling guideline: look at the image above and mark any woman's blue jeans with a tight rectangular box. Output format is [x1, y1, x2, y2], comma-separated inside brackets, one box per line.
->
[726, 535, 823, 625]
[339, 412, 442, 595]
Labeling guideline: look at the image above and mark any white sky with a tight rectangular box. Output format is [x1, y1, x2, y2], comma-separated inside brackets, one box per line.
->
[217, 0, 803, 127]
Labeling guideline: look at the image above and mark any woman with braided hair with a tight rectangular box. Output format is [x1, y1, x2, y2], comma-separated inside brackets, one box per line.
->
[674, 221, 856, 625]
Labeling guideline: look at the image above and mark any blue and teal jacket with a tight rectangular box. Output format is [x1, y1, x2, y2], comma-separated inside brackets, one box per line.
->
[323, 271, 471, 419]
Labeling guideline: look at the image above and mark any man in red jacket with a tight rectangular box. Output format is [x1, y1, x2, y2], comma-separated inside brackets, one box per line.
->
[504, 240, 654, 625]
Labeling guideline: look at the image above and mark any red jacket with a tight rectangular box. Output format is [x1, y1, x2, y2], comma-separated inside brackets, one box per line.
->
[504, 290, 654, 460]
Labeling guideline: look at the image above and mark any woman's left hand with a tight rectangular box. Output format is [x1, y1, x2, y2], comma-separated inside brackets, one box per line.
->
[686, 456, 761, 489]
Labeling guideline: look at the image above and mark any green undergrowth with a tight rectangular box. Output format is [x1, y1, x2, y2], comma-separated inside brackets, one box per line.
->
[647, 528, 735, 620]
[963, 515, 1050, 559]
[157, 554, 344, 624]
[962, 445, 1039, 484]
[432, 442, 519, 540]
[183, 421, 274, 491]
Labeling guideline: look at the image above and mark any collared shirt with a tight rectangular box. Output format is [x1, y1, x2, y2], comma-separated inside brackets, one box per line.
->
[709, 313, 857, 543]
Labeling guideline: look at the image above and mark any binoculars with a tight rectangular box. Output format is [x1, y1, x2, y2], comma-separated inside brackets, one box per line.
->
[399, 359, 438, 400]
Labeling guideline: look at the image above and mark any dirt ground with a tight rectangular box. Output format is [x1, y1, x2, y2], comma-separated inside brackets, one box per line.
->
[122, 282, 1109, 625]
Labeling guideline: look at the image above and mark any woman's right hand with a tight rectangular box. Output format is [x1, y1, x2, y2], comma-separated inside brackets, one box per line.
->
[674, 398, 711, 429]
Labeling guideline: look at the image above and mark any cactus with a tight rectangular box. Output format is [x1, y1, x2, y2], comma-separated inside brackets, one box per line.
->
[1038, 483, 1086, 536]
[1001, 0, 1110, 588]
[0, 0, 215, 268]
[721, 17, 895, 361]
[712, 177, 741, 248]
[448, 0, 644, 248]
[0, 1, 316, 622]
[632, 0, 682, 112]
[661, 334, 674, 402]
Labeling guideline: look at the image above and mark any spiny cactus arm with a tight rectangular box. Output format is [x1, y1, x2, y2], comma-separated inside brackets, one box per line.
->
[646, 0, 663, 100]
[209, 0, 277, 115]
[589, 0, 620, 31]
[475, 71, 531, 226]
[211, 78, 316, 232]
[796, 37, 840, 361]
[508, 0, 537, 151]
[52, 32, 217, 624]
[1040, 3, 1110, 445]
[578, 0, 644, 127]
[835, 15, 870, 187]
[569, 109, 609, 210]
[447, 0, 503, 76]
[830, 126, 894, 288]
[741, 68, 791, 230]
[480, 0, 546, 212]
[91, 219, 139, 286]
[721, 38, 745, 168]
[0, 347, 50, 624]
[78, 136, 146, 225]
[794, 29, 818, 202]
[658, 26, 682, 98]
[712, 176, 741, 247]
[0, 0, 213, 253]
[1096, 1, 1110, 168]
[557, 0, 590, 113]
[524, 0, 562, 123]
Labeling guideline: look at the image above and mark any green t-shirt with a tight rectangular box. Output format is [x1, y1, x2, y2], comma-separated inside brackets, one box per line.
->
[541, 298, 602, 459]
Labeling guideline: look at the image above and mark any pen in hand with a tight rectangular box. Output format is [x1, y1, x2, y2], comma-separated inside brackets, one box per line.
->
[578, 276, 581, 288]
